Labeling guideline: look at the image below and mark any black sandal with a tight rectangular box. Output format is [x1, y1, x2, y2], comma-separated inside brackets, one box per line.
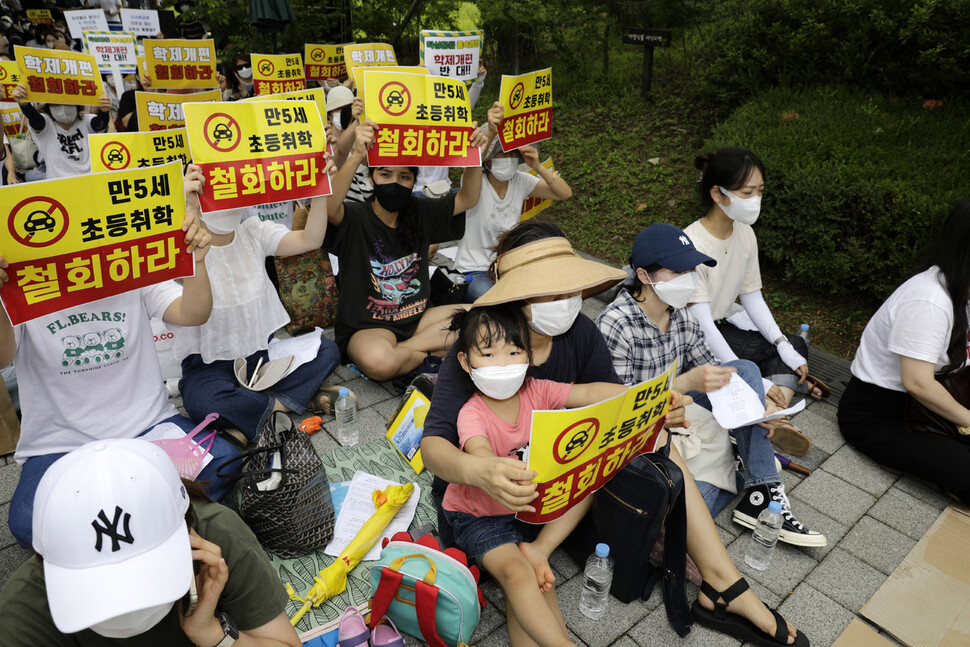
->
[692, 578, 809, 646]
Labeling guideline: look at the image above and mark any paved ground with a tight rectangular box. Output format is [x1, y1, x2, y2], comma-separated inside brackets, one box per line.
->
[0, 263, 939, 647]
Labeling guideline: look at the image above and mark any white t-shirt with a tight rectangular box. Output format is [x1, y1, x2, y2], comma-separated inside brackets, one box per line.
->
[453, 171, 541, 273]
[13, 284, 181, 462]
[31, 113, 99, 179]
[100, 0, 122, 20]
[685, 219, 762, 320]
[174, 217, 289, 363]
[852, 267, 970, 391]
[242, 201, 294, 229]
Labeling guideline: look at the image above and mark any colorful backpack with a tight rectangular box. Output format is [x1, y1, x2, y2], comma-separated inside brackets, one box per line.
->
[369, 533, 485, 647]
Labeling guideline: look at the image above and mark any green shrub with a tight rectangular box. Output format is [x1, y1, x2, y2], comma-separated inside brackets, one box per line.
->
[695, 85, 970, 300]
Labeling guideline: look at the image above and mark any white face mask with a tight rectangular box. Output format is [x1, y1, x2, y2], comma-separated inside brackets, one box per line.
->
[489, 158, 518, 182]
[527, 295, 582, 337]
[717, 187, 761, 225]
[50, 105, 76, 124]
[201, 208, 244, 235]
[647, 272, 696, 309]
[236, 65, 253, 80]
[470, 363, 528, 400]
[88, 601, 173, 639]
[329, 111, 343, 131]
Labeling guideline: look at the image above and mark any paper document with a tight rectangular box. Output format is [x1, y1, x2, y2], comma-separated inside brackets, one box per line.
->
[324, 470, 420, 561]
[707, 374, 806, 428]
[436, 245, 458, 261]
[267, 328, 322, 378]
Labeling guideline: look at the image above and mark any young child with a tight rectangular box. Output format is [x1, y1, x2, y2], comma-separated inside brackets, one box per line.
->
[442, 305, 626, 647]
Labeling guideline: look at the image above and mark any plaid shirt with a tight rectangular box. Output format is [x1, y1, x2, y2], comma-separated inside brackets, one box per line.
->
[595, 289, 719, 386]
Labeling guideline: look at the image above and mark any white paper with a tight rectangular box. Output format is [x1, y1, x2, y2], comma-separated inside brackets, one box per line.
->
[65, 9, 109, 38]
[726, 309, 759, 332]
[436, 245, 459, 261]
[707, 374, 807, 428]
[121, 8, 160, 37]
[324, 470, 420, 561]
[141, 422, 214, 470]
[329, 253, 340, 276]
[267, 328, 322, 378]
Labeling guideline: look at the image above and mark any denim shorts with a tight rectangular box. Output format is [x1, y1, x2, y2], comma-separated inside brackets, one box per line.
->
[443, 509, 539, 567]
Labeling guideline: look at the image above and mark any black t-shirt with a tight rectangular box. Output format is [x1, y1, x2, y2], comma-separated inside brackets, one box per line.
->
[118, 90, 138, 132]
[322, 194, 464, 354]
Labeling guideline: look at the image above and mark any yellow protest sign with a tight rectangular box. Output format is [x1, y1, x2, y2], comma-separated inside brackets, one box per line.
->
[26, 9, 54, 25]
[240, 86, 326, 125]
[362, 70, 479, 168]
[498, 68, 552, 152]
[183, 100, 331, 211]
[15, 45, 105, 107]
[89, 129, 190, 173]
[521, 157, 555, 221]
[352, 65, 428, 103]
[144, 38, 218, 89]
[0, 61, 22, 101]
[304, 43, 348, 81]
[517, 363, 676, 524]
[137, 55, 147, 76]
[135, 89, 220, 131]
[0, 102, 23, 138]
[343, 43, 397, 78]
[251, 53, 306, 95]
[0, 161, 193, 325]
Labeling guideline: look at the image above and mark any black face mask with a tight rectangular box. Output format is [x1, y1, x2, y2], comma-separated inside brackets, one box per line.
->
[373, 181, 412, 213]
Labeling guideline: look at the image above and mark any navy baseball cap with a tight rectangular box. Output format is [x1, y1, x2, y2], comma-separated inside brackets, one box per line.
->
[631, 223, 716, 272]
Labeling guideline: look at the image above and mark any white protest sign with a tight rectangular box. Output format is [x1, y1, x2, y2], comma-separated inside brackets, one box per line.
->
[82, 31, 137, 75]
[420, 30, 482, 83]
[121, 8, 160, 37]
[64, 9, 109, 38]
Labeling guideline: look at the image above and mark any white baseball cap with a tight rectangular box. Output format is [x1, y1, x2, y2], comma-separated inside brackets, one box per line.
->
[32, 439, 193, 634]
[326, 85, 354, 113]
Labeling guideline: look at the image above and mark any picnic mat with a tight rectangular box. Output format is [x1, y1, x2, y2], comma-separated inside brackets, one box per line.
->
[261, 438, 437, 634]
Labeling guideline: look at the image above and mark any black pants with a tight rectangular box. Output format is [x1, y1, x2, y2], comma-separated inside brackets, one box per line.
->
[716, 322, 808, 392]
[838, 376, 970, 503]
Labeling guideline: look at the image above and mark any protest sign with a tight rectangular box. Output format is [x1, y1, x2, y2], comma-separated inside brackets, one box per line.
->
[121, 8, 161, 37]
[26, 9, 54, 26]
[498, 68, 552, 152]
[89, 129, 190, 173]
[240, 86, 326, 124]
[16, 46, 106, 107]
[144, 38, 217, 89]
[520, 157, 555, 221]
[135, 89, 220, 131]
[82, 31, 138, 76]
[362, 70, 479, 168]
[0, 161, 194, 325]
[419, 30, 482, 83]
[183, 100, 331, 211]
[343, 43, 397, 78]
[0, 102, 23, 137]
[352, 65, 428, 104]
[516, 362, 676, 524]
[64, 9, 109, 38]
[251, 53, 305, 95]
[0, 61, 21, 101]
[304, 43, 348, 81]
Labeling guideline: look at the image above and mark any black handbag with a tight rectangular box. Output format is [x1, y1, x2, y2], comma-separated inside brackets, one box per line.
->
[904, 367, 970, 438]
[216, 411, 334, 558]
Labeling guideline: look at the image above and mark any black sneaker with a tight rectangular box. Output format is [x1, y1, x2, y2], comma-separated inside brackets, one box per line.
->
[733, 483, 827, 548]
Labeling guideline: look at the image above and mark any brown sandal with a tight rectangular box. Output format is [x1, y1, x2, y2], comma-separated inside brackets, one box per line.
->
[804, 375, 830, 400]
[769, 418, 811, 456]
[309, 385, 357, 416]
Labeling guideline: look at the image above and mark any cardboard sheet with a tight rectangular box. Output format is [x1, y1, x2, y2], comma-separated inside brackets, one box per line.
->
[832, 619, 896, 647]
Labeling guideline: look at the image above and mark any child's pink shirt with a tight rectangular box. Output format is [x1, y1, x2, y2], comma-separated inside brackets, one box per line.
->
[442, 378, 572, 517]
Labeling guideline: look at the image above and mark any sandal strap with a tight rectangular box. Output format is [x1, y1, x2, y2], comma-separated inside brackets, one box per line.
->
[699, 578, 750, 620]
[770, 608, 788, 644]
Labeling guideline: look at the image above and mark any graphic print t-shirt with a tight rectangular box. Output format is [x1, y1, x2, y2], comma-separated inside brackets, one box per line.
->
[323, 194, 464, 353]
[31, 113, 100, 179]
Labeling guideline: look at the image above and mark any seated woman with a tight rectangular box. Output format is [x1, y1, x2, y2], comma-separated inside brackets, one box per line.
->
[839, 197, 970, 502]
[421, 221, 809, 647]
[322, 104, 501, 382]
[597, 223, 825, 546]
[685, 147, 826, 456]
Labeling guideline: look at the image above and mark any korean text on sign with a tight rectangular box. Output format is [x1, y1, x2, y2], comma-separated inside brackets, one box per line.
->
[120, 9, 161, 37]
[352, 65, 428, 104]
[498, 68, 552, 152]
[27, 9, 55, 26]
[0, 61, 22, 101]
[89, 129, 190, 173]
[64, 9, 108, 38]
[517, 362, 677, 524]
[520, 157, 555, 221]
[0, 102, 24, 137]
[144, 38, 218, 89]
[419, 30, 482, 83]
[15, 45, 106, 107]
[251, 53, 306, 96]
[362, 70, 480, 168]
[240, 86, 326, 126]
[343, 43, 397, 77]
[135, 89, 220, 131]
[82, 31, 138, 75]
[0, 161, 194, 325]
[304, 43, 348, 81]
[183, 100, 331, 212]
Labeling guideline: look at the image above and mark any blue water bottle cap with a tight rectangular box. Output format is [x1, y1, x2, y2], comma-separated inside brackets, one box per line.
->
[800, 323, 810, 332]
[339, 387, 350, 398]
[595, 543, 610, 557]
[768, 501, 783, 514]
[465, 273, 474, 283]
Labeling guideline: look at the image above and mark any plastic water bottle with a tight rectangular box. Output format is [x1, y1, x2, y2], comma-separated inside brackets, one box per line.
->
[744, 501, 784, 571]
[579, 543, 614, 620]
[797, 323, 811, 346]
[334, 387, 359, 446]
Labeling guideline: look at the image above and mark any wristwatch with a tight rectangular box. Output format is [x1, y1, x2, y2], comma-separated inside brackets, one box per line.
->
[772, 336, 787, 348]
[213, 612, 239, 647]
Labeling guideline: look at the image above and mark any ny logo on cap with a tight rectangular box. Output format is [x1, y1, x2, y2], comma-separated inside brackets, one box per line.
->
[679, 236, 690, 246]
[92, 506, 134, 553]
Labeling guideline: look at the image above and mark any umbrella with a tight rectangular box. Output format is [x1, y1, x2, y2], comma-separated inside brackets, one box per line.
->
[286, 482, 416, 626]
[249, 0, 295, 35]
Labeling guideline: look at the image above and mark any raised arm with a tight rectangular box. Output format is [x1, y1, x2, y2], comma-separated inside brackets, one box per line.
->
[453, 102, 503, 215]
[327, 119, 376, 226]
[522, 144, 572, 200]
[274, 154, 338, 256]
[162, 165, 213, 326]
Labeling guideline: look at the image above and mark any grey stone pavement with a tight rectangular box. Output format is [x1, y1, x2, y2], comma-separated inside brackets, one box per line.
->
[0, 254, 944, 647]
